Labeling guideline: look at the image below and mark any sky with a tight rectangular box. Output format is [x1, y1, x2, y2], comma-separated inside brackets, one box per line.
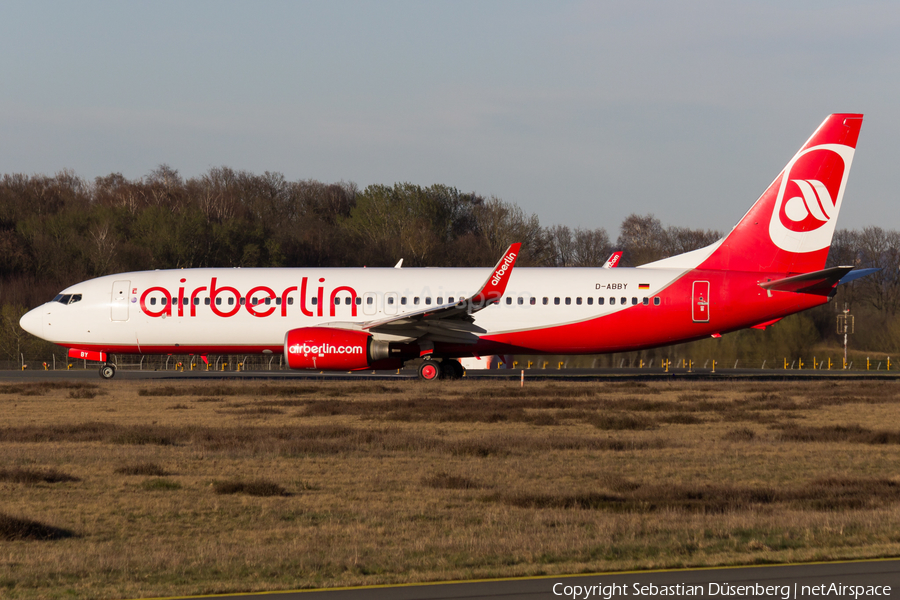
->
[2, 1, 899, 234]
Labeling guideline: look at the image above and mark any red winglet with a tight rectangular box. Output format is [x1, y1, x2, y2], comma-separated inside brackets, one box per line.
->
[468, 243, 521, 307]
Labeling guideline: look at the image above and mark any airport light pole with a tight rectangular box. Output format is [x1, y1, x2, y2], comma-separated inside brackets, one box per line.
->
[837, 303, 854, 369]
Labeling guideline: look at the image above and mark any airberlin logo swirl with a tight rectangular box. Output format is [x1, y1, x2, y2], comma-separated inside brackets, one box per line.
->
[768, 143, 855, 253]
[783, 179, 835, 224]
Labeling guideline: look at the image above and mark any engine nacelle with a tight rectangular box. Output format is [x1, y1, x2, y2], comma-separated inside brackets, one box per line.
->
[283, 327, 389, 370]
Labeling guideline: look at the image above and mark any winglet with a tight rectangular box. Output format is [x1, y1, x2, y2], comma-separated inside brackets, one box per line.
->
[467, 243, 521, 307]
[603, 251, 622, 268]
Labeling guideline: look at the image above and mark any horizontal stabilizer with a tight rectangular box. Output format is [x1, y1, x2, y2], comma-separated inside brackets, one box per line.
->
[838, 268, 880, 285]
[759, 266, 854, 295]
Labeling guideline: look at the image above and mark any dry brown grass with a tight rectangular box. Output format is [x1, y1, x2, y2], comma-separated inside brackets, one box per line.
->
[213, 479, 290, 497]
[1, 378, 900, 599]
[0, 514, 76, 541]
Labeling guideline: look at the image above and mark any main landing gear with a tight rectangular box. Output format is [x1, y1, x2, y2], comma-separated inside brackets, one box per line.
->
[99, 363, 117, 379]
[417, 359, 464, 381]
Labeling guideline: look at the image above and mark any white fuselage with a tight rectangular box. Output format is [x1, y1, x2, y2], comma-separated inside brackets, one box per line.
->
[22, 265, 688, 355]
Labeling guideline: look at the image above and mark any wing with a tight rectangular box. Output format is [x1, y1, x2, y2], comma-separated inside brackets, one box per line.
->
[361, 243, 521, 345]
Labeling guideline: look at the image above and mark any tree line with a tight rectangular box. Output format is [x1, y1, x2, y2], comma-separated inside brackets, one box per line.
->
[0, 166, 896, 364]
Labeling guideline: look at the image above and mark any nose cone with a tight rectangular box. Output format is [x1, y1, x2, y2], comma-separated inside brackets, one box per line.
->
[19, 307, 44, 339]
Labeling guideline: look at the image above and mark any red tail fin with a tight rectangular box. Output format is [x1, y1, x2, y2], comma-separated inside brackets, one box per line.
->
[699, 114, 862, 274]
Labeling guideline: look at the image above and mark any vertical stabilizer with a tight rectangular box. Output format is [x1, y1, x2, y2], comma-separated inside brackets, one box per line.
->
[699, 114, 862, 274]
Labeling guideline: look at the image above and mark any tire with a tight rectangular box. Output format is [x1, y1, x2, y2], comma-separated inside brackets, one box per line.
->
[418, 360, 441, 381]
[441, 359, 464, 379]
[99, 364, 116, 379]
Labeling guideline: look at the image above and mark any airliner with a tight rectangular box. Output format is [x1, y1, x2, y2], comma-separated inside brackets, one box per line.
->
[19, 114, 872, 380]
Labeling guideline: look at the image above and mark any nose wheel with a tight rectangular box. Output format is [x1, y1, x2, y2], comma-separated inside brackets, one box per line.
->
[99, 364, 117, 379]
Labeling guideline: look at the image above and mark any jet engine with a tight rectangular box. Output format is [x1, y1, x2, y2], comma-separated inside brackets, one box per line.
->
[283, 327, 390, 370]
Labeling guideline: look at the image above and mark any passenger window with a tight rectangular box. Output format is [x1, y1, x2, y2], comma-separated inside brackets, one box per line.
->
[506, 297, 512, 305]
[288, 297, 294, 305]
[216, 298, 222, 306]
[388, 297, 395, 305]
[610, 297, 615, 305]
[150, 298, 157, 306]
[414, 297, 420, 305]
[425, 297, 432, 305]
[654, 297, 661, 306]
[311, 297, 317, 306]
[448, 297, 454, 303]
[228, 298, 235, 306]
[576, 297, 582, 305]
[565, 297, 571, 305]
[543, 297, 549, 305]
[620, 297, 626, 305]
[275, 298, 281, 306]
[587, 297, 593, 305]
[334, 297, 340, 306]
[194, 297, 200, 305]
[631, 297, 637, 305]
[161, 297, 168, 306]
[554, 297, 560, 305]
[530, 297, 536, 305]
[367, 296, 374, 305]
[240, 298, 245, 306]
[598, 297, 604, 305]
[345, 297, 351, 305]
[437, 297, 443, 304]
[642, 297, 649, 305]
[401, 297, 407, 305]
[205, 298, 211, 306]
[518, 297, 524, 305]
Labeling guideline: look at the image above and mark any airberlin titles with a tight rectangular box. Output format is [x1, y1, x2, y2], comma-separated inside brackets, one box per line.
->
[491, 250, 516, 285]
[139, 277, 361, 319]
[137, 273, 647, 320]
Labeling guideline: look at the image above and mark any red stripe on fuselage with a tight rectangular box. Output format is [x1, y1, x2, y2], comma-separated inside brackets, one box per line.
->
[475, 270, 826, 355]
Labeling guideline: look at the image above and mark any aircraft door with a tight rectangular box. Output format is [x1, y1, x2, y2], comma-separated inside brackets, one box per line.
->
[363, 292, 377, 316]
[692, 281, 710, 323]
[111, 280, 131, 321]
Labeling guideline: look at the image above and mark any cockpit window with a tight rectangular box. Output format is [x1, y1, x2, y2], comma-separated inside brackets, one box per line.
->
[53, 294, 82, 305]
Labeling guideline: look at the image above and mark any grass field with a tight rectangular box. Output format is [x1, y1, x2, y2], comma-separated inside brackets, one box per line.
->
[1, 378, 900, 599]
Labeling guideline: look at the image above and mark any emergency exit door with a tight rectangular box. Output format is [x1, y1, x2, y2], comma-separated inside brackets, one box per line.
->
[111, 280, 130, 321]
[692, 281, 710, 323]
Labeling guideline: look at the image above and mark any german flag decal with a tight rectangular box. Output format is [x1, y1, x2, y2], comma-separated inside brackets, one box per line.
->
[638, 283, 650, 290]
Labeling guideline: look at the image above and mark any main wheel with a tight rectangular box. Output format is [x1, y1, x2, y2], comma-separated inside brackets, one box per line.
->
[99, 364, 116, 379]
[418, 360, 441, 381]
[441, 359, 464, 379]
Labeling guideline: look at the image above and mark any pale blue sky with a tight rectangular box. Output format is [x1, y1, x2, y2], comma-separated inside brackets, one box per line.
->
[2, 1, 898, 233]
